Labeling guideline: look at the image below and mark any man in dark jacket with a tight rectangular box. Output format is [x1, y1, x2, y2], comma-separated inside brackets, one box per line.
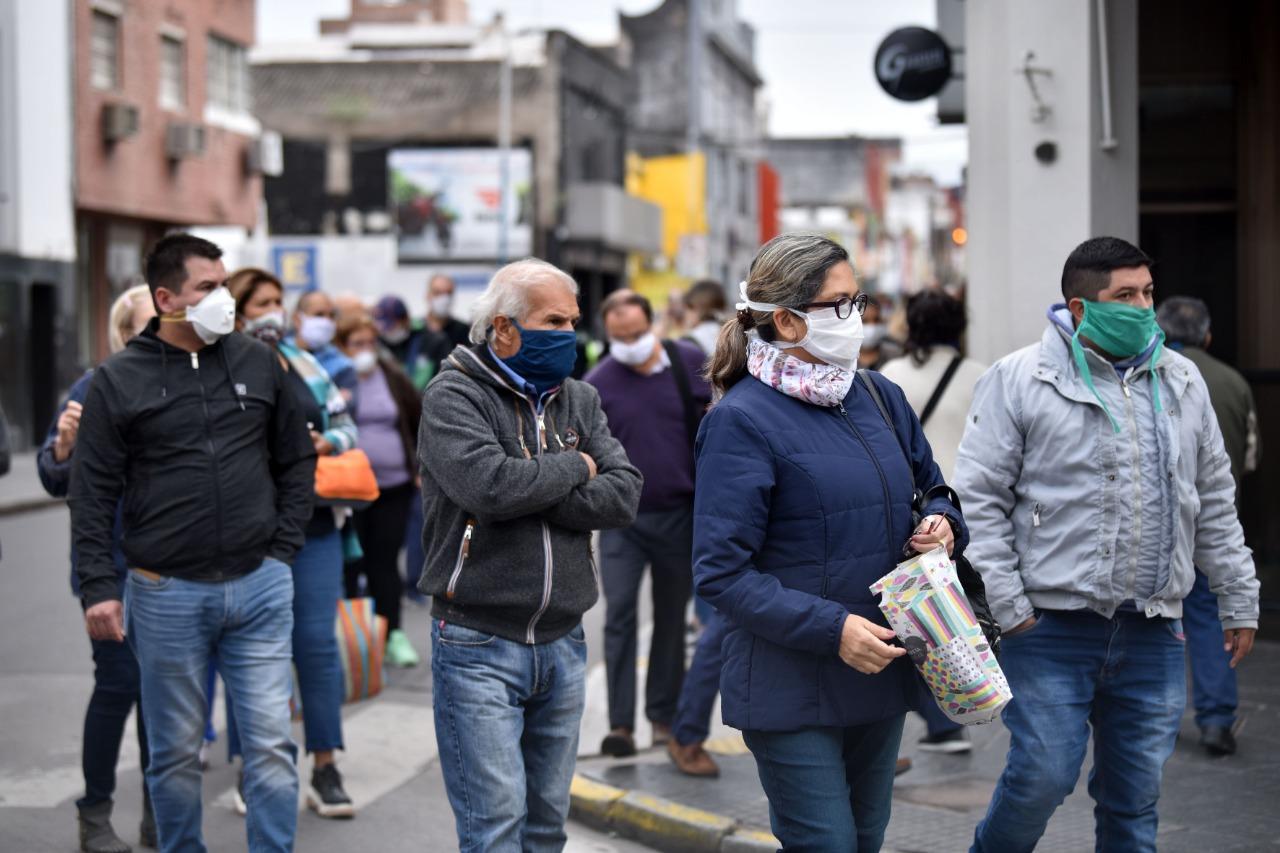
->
[418, 258, 642, 852]
[70, 234, 316, 853]
[1157, 296, 1261, 756]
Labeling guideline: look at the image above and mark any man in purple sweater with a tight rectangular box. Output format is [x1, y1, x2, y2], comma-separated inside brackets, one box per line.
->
[585, 290, 712, 766]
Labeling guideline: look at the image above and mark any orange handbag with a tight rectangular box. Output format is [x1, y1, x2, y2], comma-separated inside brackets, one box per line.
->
[314, 449, 381, 508]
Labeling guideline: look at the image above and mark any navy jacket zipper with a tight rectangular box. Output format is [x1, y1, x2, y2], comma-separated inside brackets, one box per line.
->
[836, 402, 897, 559]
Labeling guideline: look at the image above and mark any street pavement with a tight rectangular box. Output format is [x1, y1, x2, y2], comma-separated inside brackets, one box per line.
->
[6, 462, 1277, 853]
[0, 501, 648, 853]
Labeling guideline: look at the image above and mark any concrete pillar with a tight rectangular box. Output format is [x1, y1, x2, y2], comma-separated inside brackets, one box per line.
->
[964, 0, 1138, 364]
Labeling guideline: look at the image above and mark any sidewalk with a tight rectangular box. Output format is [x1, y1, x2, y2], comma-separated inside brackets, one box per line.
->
[571, 639, 1280, 853]
[0, 453, 59, 516]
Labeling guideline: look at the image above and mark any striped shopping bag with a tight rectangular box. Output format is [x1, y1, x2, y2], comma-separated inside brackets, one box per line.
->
[336, 597, 387, 704]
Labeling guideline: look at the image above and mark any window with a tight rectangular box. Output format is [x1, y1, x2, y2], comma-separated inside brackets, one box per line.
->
[159, 35, 185, 109]
[206, 35, 249, 114]
[90, 10, 119, 90]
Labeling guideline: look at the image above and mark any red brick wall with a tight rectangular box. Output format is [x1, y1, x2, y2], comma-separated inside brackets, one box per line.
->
[74, 0, 260, 228]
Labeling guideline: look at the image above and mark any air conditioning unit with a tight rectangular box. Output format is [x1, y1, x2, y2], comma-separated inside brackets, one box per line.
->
[101, 103, 139, 144]
[165, 122, 206, 160]
[244, 131, 284, 177]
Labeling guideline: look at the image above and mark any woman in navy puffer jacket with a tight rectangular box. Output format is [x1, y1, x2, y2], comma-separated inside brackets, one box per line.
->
[694, 234, 968, 852]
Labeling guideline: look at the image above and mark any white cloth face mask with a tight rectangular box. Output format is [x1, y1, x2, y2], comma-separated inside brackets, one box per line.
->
[299, 314, 337, 350]
[736, 280, 865, 372]
[186, 287, 237, 345]
[352, 349, 378, 375]
[430, 295, 453, 317]
[609, 332, 657, 367]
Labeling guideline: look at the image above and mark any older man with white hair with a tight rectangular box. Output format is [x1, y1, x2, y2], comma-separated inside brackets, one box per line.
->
[417, 258, 642, 852]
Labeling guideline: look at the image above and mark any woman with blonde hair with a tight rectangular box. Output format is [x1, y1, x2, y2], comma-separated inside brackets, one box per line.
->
[693, 234, 968, 851]
[38, 281, 157, 852]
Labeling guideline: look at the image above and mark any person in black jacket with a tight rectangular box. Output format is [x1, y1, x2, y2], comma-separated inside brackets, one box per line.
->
[69, 234, 316, 853]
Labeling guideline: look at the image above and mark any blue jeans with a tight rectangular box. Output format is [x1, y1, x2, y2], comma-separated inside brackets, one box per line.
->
[743, 715, 905, 853]
[1183, 568, 1238, 729]
[79, 637, 149, 809]
[229, 530, 345, 756]
[672, 608, 729, 746]
[972, 609, 1186, 853]
[432, 620, 587, 852]
[126, 560, 298, 853]
[404, 490, 428, 603]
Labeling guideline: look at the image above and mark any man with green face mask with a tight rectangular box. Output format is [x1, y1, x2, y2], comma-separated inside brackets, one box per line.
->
[953, 236, 1260, 853]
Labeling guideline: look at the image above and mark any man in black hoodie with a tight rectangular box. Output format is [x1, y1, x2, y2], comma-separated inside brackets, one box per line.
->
[70, 234, 315, 853]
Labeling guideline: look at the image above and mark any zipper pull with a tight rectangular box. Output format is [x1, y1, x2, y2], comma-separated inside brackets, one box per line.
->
[1032, 503, 1042, 527]
[537, 414, 548, 450]
[838, 402, 847, 414]
[462, 520, 474, 558]
[190, 352, 199, 370]
[1121, 380, 1131, 399]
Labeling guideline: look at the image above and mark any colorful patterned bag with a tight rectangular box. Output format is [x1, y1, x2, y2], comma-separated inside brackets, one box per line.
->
[335, 597, 387, 704]
[871, 547, 1012, 725]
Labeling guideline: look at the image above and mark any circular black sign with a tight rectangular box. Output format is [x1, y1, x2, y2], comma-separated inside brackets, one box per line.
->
[874, 27, 953, 102]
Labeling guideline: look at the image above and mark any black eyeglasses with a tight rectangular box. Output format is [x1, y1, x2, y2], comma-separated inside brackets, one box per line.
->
[804, 293, 869, 320]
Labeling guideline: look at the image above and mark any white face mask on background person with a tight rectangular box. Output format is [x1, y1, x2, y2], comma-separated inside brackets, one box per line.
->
[299, 314, 336, 350]
[184, 287, 237, 345]
[430, 295, 453, 318]
[737, 281, 865, 373]
[861, 322, 888, 349]
[609, 332, 657, 367]
[352, 349, 378, 375]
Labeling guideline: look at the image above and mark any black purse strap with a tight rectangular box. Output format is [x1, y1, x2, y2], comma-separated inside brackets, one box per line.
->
[919, 354, 963, 427]
[662, 339, 701, 449]
[857, 370, 963, 515]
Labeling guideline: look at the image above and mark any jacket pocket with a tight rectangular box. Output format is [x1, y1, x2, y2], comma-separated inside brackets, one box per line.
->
[444, 518, 476, 601]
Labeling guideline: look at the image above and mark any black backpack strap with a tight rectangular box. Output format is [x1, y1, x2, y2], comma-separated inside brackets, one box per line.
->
[662, 340, 701, 449]
[919, 354, 963, 427]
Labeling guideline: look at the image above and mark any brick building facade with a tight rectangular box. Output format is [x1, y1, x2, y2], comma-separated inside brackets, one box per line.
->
[74, 0, 263, 362]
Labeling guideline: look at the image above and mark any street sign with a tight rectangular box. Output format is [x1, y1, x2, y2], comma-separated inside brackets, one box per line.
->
[874, 27, 953, 102]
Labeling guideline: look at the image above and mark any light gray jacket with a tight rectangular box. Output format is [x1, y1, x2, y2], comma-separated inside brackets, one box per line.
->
[953, 314, 1259, 631]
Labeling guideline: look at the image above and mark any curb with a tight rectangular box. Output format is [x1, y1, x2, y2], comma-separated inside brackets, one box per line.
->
[569, 774, 777, 852]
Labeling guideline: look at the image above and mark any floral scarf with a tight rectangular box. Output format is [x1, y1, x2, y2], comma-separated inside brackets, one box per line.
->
[746, 334, 853, 407]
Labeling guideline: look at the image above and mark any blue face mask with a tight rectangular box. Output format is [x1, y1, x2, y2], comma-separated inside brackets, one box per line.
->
[501, 320, 578, 396]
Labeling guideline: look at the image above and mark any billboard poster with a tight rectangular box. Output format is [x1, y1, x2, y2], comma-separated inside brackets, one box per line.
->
[389, 147, 533, 262]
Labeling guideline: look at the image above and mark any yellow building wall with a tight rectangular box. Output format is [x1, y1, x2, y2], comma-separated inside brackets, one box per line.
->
[626, 152, 707, 304]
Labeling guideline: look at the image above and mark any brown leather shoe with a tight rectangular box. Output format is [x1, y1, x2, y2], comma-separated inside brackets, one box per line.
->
[651, 722, 673, 745]
[667, 740, 720, 777]
[601, 727, 637, 757]
[895, 756, 912, 776]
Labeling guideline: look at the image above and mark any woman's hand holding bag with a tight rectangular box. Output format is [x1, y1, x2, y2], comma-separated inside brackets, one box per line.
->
[838, 614, 906, 674]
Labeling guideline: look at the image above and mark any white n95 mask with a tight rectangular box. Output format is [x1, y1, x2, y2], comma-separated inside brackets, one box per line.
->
[186, 287, 237, 345]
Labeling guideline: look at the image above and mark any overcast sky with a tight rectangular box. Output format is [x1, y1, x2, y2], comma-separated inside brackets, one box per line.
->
[256, 0, 967, 184]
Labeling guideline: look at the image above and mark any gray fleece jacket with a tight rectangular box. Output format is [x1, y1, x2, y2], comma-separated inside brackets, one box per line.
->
[417, 344, 643, 644]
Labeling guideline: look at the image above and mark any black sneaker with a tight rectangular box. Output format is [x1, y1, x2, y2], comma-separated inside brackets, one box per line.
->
[1199, 725, 1237, 757]
[307, 764, 356, 819]
[918, 728, 972, 754]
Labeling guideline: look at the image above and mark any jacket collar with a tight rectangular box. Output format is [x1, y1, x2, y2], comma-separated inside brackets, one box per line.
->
[444, 344, 561, 411]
